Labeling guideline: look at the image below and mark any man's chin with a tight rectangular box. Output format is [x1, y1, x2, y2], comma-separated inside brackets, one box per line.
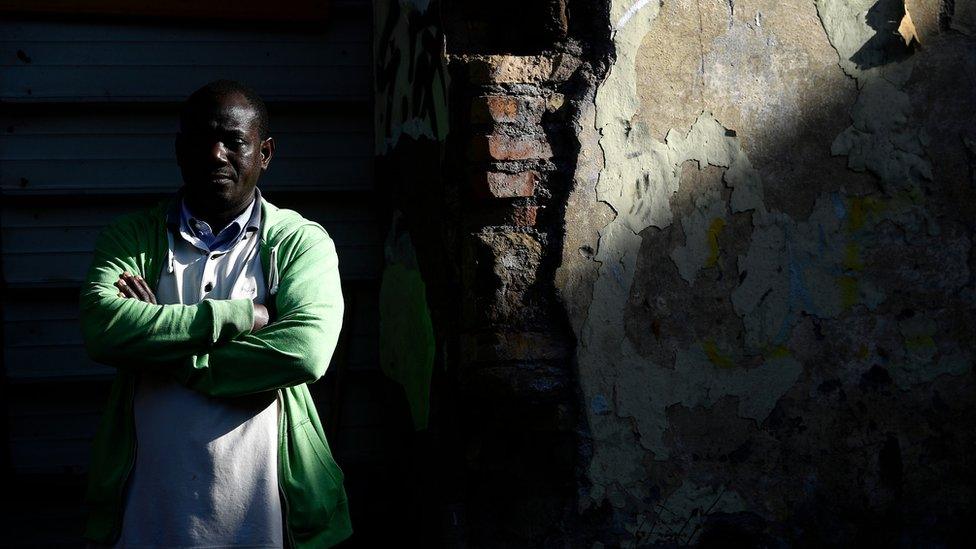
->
[187, 180, 236, 194]
[185, 184, 239, 209]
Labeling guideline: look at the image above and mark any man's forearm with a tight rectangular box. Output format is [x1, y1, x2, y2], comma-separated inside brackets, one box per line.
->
[115, 272, 270, 333]
[172, 233, 344, 397]
[81, 281, 255, 368]
[174, 302, 342, 397]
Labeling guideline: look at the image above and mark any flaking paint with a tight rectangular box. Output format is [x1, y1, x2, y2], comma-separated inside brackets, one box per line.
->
[560, 0, 974, 543]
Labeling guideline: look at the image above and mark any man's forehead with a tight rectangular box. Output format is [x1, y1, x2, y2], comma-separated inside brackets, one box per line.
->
[181, 94, 259, 132]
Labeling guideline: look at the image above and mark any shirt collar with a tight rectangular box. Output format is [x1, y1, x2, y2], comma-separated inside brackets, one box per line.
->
[166, 187, 263, 252]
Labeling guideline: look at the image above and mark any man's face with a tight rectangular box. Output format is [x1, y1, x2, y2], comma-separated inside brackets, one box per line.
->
[176, 92, 274, 214]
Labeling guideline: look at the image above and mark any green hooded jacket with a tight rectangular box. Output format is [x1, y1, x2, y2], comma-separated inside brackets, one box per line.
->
[79, 195, 353, 548]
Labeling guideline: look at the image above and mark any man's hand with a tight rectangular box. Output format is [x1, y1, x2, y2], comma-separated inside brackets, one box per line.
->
[252, 302, 270, 332]
[115, 272, 157, 304]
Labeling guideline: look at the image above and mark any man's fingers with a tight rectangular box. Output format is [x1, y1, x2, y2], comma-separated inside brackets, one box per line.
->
[115, 273, 158, 304]
[116, 276, 138, 299]
[117, 273, 156, 303]
[121, 273, 146, 301]
[121, 273, 158, 304]
[134, 276, 158, 304]
[122, 273, 152, 303]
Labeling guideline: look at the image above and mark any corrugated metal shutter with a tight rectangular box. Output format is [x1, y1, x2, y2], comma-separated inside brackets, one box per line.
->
[0, 4, 397, 545]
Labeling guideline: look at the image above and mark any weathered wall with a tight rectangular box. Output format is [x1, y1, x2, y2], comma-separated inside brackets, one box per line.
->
[557, 0, 976, 545]
[381, 0, 975, 544]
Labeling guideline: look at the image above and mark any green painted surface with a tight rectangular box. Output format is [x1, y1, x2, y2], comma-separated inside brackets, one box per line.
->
[378, 226, 435, 431]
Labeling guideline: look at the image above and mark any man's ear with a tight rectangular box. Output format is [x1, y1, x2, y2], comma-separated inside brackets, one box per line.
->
[260, 137, 275, 170]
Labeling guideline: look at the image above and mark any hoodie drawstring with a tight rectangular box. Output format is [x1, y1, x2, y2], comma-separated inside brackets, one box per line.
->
[165, 230, 176, 274]
[268, 246, 279, 295]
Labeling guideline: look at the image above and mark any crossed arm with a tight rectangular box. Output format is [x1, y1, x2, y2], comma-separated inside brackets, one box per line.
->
[80, 221, 344, 398]
[113, 272, 270, 332]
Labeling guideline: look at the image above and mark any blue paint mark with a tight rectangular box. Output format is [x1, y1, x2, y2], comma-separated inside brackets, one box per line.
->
[789, 257, 814, 312]
[831, 192, 847, 220]
[610, 262, 625, 287]
[777, 225, 817, 344]
[591, 394, 611, 415]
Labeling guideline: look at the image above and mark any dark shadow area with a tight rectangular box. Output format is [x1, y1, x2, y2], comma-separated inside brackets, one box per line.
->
[851, 0, 915, 69]
[441, 0, 568, 55]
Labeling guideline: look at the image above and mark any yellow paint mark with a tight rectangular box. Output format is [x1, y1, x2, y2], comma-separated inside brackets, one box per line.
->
[705, 217, 726, 267]
[766, 345, 792, 359]
[857, 344, 869, 359]
[703, 340, 735, 368]
[906, 186, 923, 203]
[846, 196, 887, 232]
[848, 198, 865, 231]
[904, 334, 936, 350]
[843, 242, 864, 271]
[838, 275, 859, 309]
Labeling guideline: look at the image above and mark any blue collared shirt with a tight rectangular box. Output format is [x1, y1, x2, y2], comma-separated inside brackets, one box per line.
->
[168, 188, 262, 254]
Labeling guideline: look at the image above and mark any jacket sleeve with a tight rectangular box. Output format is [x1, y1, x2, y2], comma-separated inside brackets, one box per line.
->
[173, 229, 344, 397]
[79, 214, 255, 369]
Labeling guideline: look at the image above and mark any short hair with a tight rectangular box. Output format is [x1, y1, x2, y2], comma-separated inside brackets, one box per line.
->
[180, 79, 270, 139]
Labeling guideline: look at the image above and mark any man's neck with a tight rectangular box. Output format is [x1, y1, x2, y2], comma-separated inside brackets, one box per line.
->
[185, 196, 254, 233]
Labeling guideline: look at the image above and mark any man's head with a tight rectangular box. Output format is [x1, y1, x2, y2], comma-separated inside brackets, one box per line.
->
[176, 80, 274, 219]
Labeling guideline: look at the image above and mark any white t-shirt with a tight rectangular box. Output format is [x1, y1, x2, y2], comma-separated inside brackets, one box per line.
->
[114, 197, 283, 548]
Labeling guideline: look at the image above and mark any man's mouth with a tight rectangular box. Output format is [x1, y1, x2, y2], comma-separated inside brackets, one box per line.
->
[208, 174, 234, 184]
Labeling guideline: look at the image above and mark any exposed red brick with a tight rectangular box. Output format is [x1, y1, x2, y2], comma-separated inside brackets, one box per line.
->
[473, 170, 538, 199]
[490, 171, 537, 198]
[469, 134, 553, 161]
[511, 205, 538, 227]
[465, 55, 554, 84]
[471, 95, 545, 125]
[471, 95, 517, 124]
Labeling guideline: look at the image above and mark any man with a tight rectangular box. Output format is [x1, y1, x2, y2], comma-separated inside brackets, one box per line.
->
[79, 80, 352, 548]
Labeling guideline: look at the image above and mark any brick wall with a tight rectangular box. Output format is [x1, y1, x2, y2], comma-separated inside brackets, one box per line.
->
[439, 18, 607, 541]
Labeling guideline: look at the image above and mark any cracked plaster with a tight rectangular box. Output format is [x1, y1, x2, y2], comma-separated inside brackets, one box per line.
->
[563, 0, 973, 541]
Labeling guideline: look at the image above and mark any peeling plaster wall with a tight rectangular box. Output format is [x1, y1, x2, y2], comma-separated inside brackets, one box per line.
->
[558, 0, 975, 544]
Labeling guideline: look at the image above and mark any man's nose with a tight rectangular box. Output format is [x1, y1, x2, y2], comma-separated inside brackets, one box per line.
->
[209, 141, 229, 163]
